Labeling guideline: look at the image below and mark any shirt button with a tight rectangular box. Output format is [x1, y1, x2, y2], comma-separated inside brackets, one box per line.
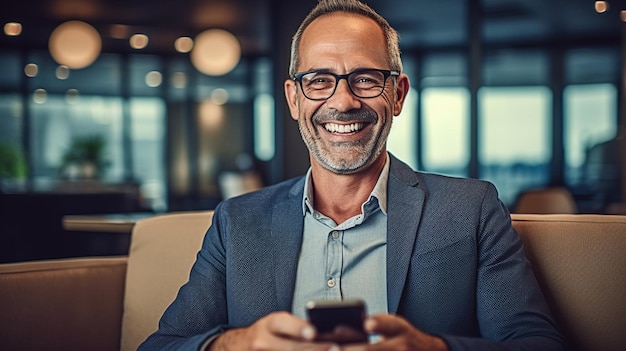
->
[327, 279, 336, 288]
[331, 231, 339, 239]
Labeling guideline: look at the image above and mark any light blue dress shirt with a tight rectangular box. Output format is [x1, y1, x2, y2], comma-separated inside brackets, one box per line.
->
[291, 155, 389, 319]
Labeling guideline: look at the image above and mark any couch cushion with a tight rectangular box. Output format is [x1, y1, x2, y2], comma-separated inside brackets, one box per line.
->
[0, 257, 127, 351]
[121, 211, 212, 351]
[512, 214, 626, 351]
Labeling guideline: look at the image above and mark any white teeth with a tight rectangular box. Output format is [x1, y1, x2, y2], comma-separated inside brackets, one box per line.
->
[324, 122, 364, 133]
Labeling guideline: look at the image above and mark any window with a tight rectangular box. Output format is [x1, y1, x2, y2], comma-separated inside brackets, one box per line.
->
[421, 87, 470, 176]
[479, 86, 552, 206]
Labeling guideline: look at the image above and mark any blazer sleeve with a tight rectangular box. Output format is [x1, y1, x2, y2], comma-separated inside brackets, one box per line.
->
[440, 183, 566, 351]
[138, 203, 230, 351]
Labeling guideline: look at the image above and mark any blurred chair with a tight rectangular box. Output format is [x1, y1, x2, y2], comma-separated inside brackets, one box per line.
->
[512, 187, 577, 214]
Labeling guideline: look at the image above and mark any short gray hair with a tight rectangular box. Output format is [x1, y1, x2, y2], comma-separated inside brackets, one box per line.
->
[288, 0, 403, 78]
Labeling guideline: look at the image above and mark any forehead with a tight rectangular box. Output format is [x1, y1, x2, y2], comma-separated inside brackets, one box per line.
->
[298, 12, 388, 71]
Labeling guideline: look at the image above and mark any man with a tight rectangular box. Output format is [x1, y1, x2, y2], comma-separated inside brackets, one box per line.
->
[140, 0, 565, 350]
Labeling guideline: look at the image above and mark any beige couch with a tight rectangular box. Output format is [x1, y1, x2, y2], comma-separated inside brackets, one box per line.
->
[1, 212, 625, 351]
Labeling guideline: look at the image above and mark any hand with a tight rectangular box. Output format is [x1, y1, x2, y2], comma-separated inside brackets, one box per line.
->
[208, 311, 339, 351]
[342, 314, 449, 351]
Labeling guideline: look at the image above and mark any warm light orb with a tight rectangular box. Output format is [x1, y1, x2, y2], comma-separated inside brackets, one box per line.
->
[56, 65, 70, 80]
[191, 29, 241, 76]
[130, 34, 149, 49]
[49, 20, 101, 69]
[594, 1, 608, 13]
[4, 22, 22, 36]
[145, 71, 163, 87]
[175, 36, 194, 53]
[33, 89, 47, 104]
[24, 63, 38, 77]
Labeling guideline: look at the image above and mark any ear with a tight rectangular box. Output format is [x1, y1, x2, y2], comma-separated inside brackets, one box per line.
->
[284, 79, 299, 120]
[392, 74, 410, 116]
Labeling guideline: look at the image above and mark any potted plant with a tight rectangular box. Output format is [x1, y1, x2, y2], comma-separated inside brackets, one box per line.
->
[61, 135, 108, 180]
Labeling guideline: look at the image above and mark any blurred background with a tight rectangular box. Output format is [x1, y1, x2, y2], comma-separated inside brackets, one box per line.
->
[1, 0, 625, 261]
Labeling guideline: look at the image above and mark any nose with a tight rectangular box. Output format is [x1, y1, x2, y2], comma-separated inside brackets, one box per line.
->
[326, 78, 361, 112]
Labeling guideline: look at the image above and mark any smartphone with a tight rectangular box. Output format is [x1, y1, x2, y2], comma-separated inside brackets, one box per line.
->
[306, 299, 368, 344]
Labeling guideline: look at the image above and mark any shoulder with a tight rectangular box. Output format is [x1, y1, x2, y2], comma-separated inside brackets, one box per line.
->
[214, 176, 304, 216]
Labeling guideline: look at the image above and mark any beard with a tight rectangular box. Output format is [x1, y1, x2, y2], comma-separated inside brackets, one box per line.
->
[297, 107, 392, 175]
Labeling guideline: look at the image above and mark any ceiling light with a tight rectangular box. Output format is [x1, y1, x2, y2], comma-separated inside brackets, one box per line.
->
[622, 10, 626, 22]
[4, 22, 22, 36]
[33, 89, 47, 104]
[130, 34, 149, 49]
[191, 29, 240, 76]
[24, 63, 38, 77]
[49, 20, 102, 69]
[145, 71, 163, 87]
[175, 37, 193, 53]
[594, 1, 608, 13]
[56, 65, 70, 80]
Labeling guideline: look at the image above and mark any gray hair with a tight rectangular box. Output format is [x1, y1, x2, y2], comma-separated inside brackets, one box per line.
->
[288, 0, 403, 78]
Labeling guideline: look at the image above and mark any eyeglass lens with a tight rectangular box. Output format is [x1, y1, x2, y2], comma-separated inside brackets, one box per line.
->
[299, 70, 388, 100]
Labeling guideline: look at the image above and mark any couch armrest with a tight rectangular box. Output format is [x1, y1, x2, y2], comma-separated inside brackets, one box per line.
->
[0, 256, 127, 351]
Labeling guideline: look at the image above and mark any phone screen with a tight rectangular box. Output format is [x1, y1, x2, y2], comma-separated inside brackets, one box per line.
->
[306, 299, 368, 344]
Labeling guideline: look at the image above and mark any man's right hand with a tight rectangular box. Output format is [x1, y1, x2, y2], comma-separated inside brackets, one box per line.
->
[207, 311, 339, 351]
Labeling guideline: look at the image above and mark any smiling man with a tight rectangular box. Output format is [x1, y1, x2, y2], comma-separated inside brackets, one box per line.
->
[140, 1, 565, 350]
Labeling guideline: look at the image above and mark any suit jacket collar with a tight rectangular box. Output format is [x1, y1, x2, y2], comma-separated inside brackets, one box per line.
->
[270, 154, 426, 314]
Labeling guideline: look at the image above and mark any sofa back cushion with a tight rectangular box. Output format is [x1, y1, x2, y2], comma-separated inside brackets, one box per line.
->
[120, 211, 212, 351]
[512, 214, 626, 351]
[0, 257, 127, 351]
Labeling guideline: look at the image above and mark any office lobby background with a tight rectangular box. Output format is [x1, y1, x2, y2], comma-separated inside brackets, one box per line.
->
[1, 0, 625, 261]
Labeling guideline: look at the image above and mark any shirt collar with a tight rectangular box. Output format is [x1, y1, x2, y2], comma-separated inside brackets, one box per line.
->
[302, 153, 390, 216]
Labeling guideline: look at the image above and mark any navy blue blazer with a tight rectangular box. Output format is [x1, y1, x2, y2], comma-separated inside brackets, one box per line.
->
[140, 155, 565, 351]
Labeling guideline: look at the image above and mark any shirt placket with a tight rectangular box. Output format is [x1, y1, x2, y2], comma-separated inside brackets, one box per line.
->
[325, 229, 343, 299]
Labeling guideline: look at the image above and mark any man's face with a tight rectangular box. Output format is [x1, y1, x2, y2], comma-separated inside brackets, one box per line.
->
[284, 13, 409, 175]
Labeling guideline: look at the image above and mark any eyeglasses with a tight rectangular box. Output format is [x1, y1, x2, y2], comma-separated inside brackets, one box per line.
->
[293, 68, 399, 101]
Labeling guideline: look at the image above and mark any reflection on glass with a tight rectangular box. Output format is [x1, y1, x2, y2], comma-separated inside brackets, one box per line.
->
[479, 86, 551, 206]
[421, 87, 469, 176]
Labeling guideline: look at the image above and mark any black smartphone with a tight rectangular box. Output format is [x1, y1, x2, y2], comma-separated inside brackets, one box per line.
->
[306, 299, 368, 344]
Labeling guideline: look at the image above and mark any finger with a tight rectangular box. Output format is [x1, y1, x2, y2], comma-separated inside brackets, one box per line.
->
[265, 311, 317, 341]
[364, 314, 410, 337]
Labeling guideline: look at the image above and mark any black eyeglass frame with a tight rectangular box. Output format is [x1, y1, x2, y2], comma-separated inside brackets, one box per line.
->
[293, 68, 400, 101]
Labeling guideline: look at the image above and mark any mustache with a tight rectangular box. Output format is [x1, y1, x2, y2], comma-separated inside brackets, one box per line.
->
[312, 108, 378, 125]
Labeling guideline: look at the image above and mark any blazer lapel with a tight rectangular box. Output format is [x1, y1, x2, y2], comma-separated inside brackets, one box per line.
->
[272, 179, 306, 311]
[386, 156, 426, 313]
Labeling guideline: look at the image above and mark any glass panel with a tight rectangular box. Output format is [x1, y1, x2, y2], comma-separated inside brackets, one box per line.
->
[388, 56, 418, 169]
[421, 52, 467, 88]
[483, 49, 549, 86]
[421, 87, 470, 177]
[254, 94, 275, 161]
[130, 97, 167, 211]
[388, 88, 418, 170]
[479, 86, 551, 207]
[566, 47, 620, 85]
[29, 94, 124, 190]
[564, 83, 618, 210]
[0, 51, 21, 90]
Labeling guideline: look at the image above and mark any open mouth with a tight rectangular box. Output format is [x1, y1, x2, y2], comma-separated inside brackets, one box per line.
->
[323, 122, 366, 134]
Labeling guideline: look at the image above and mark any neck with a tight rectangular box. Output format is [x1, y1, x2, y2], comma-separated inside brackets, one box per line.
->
[310, 153, 386, 224]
